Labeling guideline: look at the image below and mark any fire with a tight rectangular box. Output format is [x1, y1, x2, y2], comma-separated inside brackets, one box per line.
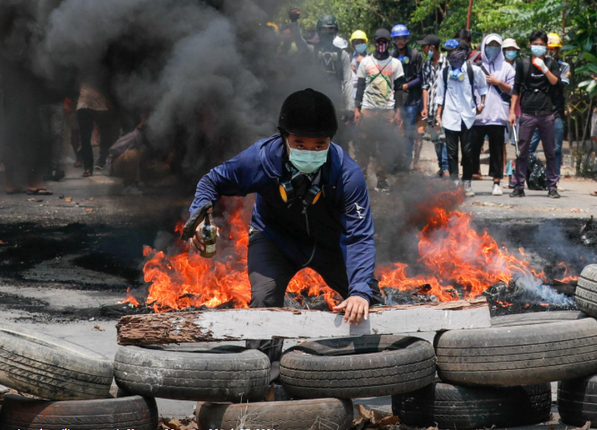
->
[123, 194, 578, 312]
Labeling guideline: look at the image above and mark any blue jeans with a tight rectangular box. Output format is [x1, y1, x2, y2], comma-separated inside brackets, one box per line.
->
[434, 138, 449, 172]
[403, 102, 421, 165]
[529, 117, 563, 175]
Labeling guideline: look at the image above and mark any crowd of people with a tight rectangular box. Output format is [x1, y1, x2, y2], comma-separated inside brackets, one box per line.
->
[2, 9, 597, 199]
[285, 9, 597, 198]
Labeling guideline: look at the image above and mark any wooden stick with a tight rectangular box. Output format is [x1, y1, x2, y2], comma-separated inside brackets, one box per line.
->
[116, 298, 490, 346]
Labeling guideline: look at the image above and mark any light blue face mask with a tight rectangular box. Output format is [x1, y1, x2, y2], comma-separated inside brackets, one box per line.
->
[287, 141, 329, 174]
[355, 43, 367, 54]
[504, 50, 518, 61]
[531, 45, 547, 57]
[485, 46, 501, 63]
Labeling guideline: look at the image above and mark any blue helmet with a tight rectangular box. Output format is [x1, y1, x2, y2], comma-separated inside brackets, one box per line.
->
[391, 24, 410, 38]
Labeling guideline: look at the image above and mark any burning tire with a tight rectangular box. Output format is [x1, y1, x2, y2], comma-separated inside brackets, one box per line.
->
[558, 375, 597, 426]
[0, 324, 113, 400]
[491, 310, 587, 327]
[114, 345, 270, 402]
[575, 264, 597, 317]
[0, 394, 158, 430]
[392, 382, 551, 428]
[436, 318, 597, 386]
[279, 335, 436, 399]
[195, 398, 353, 430]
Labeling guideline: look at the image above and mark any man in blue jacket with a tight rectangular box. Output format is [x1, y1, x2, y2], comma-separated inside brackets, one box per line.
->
[188, 88, 383, 379]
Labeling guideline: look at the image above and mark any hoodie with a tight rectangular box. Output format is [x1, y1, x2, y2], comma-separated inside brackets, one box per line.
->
[190, 134, 376, 302]
[475, 33, 516, 126]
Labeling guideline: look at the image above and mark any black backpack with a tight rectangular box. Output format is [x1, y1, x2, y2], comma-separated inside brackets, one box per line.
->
[442, 62, 477, 108]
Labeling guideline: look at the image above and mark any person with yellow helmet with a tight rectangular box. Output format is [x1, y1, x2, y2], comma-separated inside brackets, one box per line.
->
[349, 30, 369, 100]
[528, 32, 570, 183]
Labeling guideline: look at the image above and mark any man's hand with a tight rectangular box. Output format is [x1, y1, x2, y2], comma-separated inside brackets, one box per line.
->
[402, 83, 409, 91]
[420, 108, 428, 120]
[476, 105, 485, 114]
[486, 75, 501, 86]
[333, 296, 369, 325]
[509, 112, 517, 127]
[354, 108, 362, 125]
[289, 8, 301, 22]
[188, 208, 215, 254]
[436, 115, 442, 129]
[532, 57, 549, 74]
[393, 111, 404, 129]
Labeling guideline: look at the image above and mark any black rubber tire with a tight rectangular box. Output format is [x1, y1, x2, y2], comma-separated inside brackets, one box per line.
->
[0, 323, 113, 400]
[576, 264, 597, 317]
[0, 394, 158, 430]
[393, 382, 551, 429]
[491, 310, 587, 327]
[436, 318, 597, 386]
[196, 398, 353, 430]
[280, 335, 436, 399]
[558, 375, 597, 426]
[114, 344, 270, 402]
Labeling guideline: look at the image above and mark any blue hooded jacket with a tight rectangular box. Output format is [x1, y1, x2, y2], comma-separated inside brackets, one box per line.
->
[190, 134, 376, 302]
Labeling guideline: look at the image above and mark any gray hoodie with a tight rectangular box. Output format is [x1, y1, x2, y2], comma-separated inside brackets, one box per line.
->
[475, 33, 516, 126]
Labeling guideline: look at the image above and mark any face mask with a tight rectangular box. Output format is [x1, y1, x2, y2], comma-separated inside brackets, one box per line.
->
[531, 45, 547, 57]
[319, 33, 335, 46]
[450, 69, 465, 81]
[355, 43, 367, 54]
[485, 46, 501, 63]
[427, 48, 434, 60]
[448, 50, 467, 70]
[504, 50, 518, 61]
[375, 40, 389, 53]
[287, 141, 329, 174]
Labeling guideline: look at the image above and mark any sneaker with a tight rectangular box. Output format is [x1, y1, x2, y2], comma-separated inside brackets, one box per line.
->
[463, 180, 475, 197]
[510, 187, 525, 198]
[492, 183, 503, 196]
[548, 188, 561, 199]
[375, 178, 389, 193]
[95, 160, 106, 170]
[121, 185, 144, 196]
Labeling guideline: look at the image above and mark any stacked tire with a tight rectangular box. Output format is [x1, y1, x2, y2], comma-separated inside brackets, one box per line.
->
[0, 324, 157, 430]
[393, 311, 597, 428]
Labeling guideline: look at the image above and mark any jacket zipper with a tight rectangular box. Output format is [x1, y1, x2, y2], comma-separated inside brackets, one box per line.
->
[302, 205, 317, 267]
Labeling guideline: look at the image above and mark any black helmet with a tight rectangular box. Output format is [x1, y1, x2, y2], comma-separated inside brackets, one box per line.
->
[278, 89, 338, 138]
[316, 14, 339, 33]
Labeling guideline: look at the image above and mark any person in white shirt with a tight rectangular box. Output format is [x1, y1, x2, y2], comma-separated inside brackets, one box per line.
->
[436, 39, 487, 197]
[354, 29, 405, 191]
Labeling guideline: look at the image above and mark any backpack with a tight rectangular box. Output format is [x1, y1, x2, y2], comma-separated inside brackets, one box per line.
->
[442, 61, 477, 108]
[315, 44, 344, 85]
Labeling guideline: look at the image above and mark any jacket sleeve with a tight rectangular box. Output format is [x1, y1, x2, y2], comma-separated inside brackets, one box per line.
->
[341, 51, 355, 111]
[473, 65, 488, 96]
[338, 161, 376, 302]
[435, 68, 446, 106]
[189, 144, 264, 216]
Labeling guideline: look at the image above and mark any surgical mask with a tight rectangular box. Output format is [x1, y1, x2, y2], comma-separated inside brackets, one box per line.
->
[531, 45, 547, 57]
[427, 48, 434, 60]
[375, 40, 389, 53]
[448, 50, 467, 70]
[485, 46, 501, 63]
[355, 43, 367, 54]
[504, 50, 518, 61]
[287, 141, 329, 174]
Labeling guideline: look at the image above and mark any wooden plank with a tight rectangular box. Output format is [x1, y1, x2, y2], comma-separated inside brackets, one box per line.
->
[116, 298, 490, 345]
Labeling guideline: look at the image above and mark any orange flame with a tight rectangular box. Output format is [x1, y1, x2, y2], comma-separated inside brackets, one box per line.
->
[122, 194, 578, 312]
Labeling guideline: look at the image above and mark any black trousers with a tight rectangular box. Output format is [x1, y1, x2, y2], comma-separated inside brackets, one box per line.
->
[76, 108, 119, 171]
[445, 121, 475, 181]
[246, 231, 384, 382]
[472, 124, 505, 180]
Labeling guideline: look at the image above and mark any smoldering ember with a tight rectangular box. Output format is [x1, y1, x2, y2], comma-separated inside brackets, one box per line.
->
[2, 0, 597, 429]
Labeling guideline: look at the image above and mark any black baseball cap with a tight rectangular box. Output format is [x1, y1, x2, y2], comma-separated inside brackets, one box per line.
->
[374, 28, 391, 41]
[417, 34, 441, 49]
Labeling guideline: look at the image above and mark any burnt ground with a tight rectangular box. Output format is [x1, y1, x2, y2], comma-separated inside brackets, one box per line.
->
[1, 144, 595, 421]
[0, 142, 596, 323]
